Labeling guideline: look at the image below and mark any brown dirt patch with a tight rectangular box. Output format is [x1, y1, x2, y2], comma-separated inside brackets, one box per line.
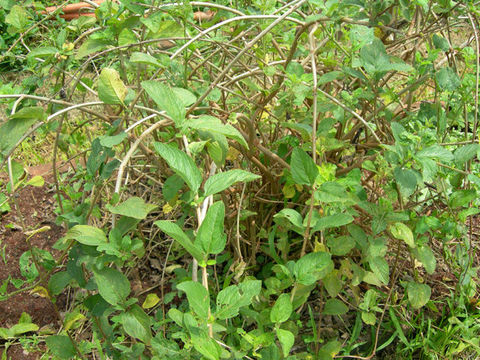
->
[0, 174, 65, 360]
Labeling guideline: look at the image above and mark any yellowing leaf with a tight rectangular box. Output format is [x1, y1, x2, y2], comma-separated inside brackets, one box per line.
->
[98, 68, 127, 105]
[30, 286, 50, 299]
[142, 293, 161, 309]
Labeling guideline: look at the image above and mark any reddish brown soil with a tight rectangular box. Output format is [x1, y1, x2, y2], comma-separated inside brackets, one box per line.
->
[0, 174, 65, 360]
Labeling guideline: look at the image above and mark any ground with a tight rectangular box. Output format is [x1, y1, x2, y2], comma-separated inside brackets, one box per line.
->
[0, 170, 65, 360]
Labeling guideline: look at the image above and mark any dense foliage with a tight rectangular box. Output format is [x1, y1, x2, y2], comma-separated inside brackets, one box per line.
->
[1, 0, 480, 359]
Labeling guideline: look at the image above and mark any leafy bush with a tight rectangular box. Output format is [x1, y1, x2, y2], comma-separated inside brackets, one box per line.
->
[1, 0, 480, 359]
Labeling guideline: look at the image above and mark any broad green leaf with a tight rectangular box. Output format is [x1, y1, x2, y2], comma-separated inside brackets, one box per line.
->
[323, 271, 343, 297]
[142, 293, 161, 309]
[28, 46, 58, 59]
[130, 52, 162, 67]
[203, 169, 260, 197]
[273, 208, 304, 229]
[118, 28, 137, 46]
[0, 106, 46, 155]
[98, 68, 127, 105]
[153, 142, 202, 193]
[361, 311, 376, 325]
[312, 213, 354, 232]
[276, 328, 294, 357]
[449, 189, 476, 208]
[64, 225, 107, 246]
[173, 88, 197, 107]
[48, 271, 72, 296]
[294, 252, 333, 286]
[436, 67, 461, 91]
[106, 197, 157, 220]
[163, 174, 184, 201]
[412, 245, 436, 275]
[45, 335, 76, 360]
[25, 175, 44, 187]
[394, 167, 417, 197]
[323, 298, 348, 315]
[190, 327, 221, 360]
[327, 236, 355, 256]
[318, 71, 343, 85]
[215, 280, 261, 320]
[290, 148, 318, 186]
[5, 5, 29, 33]
[177, 281, 210, 319]
[454, 144, 479, 164]
[142, 81, 185, 126]
[99, 132, 127, 147]
[433, 34, 450, 51]
[196, 202, 226, 256]
[93, 267, 131, 306]
[188, 115, 248, 149]
[389, 222, 415, 248]
[318, 340, 342, 359]
[7, 322, 38, 337]
[270, 293, 292, 323]
[120, 304, 152, 344]
[369, 256, 389, 285]
[154, 220, 204, 262]
[417, 145, 453, 161]
[407, 282, 431, 309]
[76, 38, 111, 59]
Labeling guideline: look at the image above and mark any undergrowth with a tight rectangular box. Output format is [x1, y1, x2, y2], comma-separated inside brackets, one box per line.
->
[1, 0, 480, 359]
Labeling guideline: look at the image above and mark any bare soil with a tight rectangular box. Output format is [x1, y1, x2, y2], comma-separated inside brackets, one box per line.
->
[0, 173, 65, 360]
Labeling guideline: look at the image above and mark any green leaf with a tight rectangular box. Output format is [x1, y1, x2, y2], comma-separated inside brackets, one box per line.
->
[173, 88, 197, 107]
[153, 142, 202, 193]
[48, 271, 72, 295]
[64, 225, 107, 246]
[323, 298, 348, 315]
[28, 46, 58, 59]
[189, 327, 221, 360]
[449, 189, 476, 208]
[93, 267, 131, 306]
[436, 67, 461, 91]
[98, 68, 127, 105]
[361, 311, 376, 325]
[163, 174, 184, 201]
[312, 213, 354, 232]
[5, 5, 29, 32]
[276, 328, 294, 357]
[407, 282, 431, 309]
[290, 148, 318, 186]
[120, 304, 152, 344]
[294, 252, 333, 286]
[196, 202, 226, 256]
[154, 220, 204, 262]
[130, 52, 162, 67]
[417, 145, 453, 161]
[270, 293, 292, 323]
[118, 28, 137, 46]
[394, 167, 418, 197]
[187, 115, 248, 149]
[142, 81, 185, 126]
[327, 236, 355, 256]
[412, 245, 436, 275]
[25, 175, 44, 187]
[8, 322, 38, 337]
[454, 144, 479, 164]
[389, 222, 415, 248]
[369, 256, 389, 285]
[274, 208, 304, 232]
[203, 169, 260, 197]
[433, 34, 450, 51]
[76, 38, 111, 59]
[45, 335, 76, 360]
[0, 106, 46, 156]
[177, 281, 210, 319]
[215, 280, 261, 320]
[106, 197, 157, 220]
[99, 132, 127, 147]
